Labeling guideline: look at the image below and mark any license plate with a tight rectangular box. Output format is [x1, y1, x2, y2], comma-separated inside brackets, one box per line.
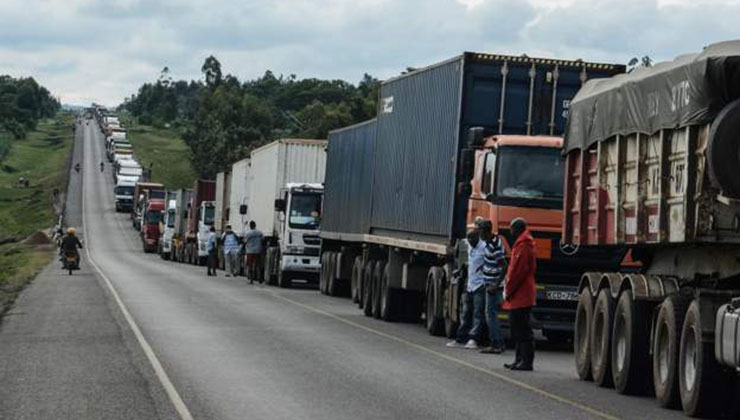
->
[546, 290, 580, 301]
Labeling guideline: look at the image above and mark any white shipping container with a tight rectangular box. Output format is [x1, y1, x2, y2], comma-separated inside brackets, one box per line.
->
[229, 158, 250, 236]
[247, 139, 326, 238]
[215, 172, 227, 232]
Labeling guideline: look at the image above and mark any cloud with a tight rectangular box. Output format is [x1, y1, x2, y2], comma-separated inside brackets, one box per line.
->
[0, 0, 737, 106]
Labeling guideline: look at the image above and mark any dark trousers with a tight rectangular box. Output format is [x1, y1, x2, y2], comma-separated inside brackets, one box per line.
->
[509, 307, 534, 367]
[207, 250, 217, 275]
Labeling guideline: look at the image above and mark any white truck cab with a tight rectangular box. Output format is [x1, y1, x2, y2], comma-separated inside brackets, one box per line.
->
[114, 176, 138, 212]
[161, 197, 177, 258]
[196, 201, 216, 260]
[276, 183, 323, 279]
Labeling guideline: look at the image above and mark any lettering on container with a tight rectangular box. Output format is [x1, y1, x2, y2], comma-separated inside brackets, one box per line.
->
[647, 92, 660, 117]
[670, 80, 691, 112]
[381, 96, 394, 114]
[648, 214, 659, 234]
[561, 99, 570, 119]
[625, 217, 637, 235]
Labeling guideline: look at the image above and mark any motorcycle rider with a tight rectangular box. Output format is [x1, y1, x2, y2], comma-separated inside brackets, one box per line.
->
[60, 228, 83, 267]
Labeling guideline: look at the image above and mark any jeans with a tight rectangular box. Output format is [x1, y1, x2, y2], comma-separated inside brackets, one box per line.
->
[224, 250, 238, 275]
[486, 289, 504, 348]
[207, 250, 217, 275]
[456, 287, 486, 343]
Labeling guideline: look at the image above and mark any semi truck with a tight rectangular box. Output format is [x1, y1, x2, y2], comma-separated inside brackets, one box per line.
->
[565, 41, 740, 418]
[167, 189, 192, 263]
[319, 52, 624, 338]
[114, 175, 137, 212]
[132, 182, 165, 231]
[141, 198, 165, 253]
[239, 139, 326, 288]
[182, 179, 215, 265]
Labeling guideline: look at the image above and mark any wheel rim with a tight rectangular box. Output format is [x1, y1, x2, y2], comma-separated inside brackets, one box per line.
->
[658, 323, 670, 383]
[615, 314, 627, 372]
[683, 325, 697, 392]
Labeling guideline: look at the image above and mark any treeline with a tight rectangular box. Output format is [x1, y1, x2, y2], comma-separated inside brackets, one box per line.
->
[0, 76, 60, 139]
[124, 56, 380, 178]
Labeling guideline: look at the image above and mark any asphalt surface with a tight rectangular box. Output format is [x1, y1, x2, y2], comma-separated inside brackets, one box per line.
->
[0, 120, 693, 420]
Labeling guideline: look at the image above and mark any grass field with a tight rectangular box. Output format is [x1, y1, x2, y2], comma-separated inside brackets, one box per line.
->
[0, 113, 75, 317]
[126, 123, 197, 190]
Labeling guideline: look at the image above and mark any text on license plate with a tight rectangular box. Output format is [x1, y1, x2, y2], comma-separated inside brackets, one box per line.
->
[546, 290, 580, 301]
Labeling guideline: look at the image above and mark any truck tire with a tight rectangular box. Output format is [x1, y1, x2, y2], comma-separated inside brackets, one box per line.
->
[328, 253, 339, 296]
[679, 299, 734, 417]
[372, 261, 385, 319]
[319, 253, 329, 294]
[278, 269, 292, 288]
[652, 295, 688, 408]
[425, 267, 445, 336]
[590, 288, 615, 388]
[708, 98, 740, 198]
[264, 249, 275, 285]
[351, 257, 363, 304]
[362, 261, 375, 317]
[611, 289, 651, 395]
[380, 264, 399, 322]
[574, 287, 594, 381]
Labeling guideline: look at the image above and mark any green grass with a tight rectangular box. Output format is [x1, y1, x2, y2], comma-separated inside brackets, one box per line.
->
[126, 123, 197, 190]
[0, 113, 74, 318]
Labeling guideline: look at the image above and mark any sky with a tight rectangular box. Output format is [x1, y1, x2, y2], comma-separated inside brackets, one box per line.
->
[0, 0, 738, 106]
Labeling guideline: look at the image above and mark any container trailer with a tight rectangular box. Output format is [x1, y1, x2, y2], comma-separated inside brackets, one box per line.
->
[319, 52, 624, 338]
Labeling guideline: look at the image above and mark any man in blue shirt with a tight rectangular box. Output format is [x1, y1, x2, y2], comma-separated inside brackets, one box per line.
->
[206, 226, 217, 277]
[221, 225, 241, 277]
[447, 229, 488, 349]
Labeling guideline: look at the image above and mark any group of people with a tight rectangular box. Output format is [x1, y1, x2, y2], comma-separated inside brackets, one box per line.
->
[205, 221, 265, 284]
[447, 217, 537, 372]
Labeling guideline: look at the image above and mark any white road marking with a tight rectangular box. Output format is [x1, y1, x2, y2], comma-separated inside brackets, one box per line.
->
[80, 124, 196, 420]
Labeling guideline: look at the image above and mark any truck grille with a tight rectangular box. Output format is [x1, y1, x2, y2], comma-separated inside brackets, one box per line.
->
[303, 235, 321, 246]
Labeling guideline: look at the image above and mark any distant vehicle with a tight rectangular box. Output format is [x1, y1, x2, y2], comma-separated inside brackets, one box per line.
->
[114, 176, 137, 212]
[132, 182, 165, 231]
[114, 159, 142, 183]
[182, 180, 216, 266]
[166, 189, 192, 263]
[141, 199, 165, 253]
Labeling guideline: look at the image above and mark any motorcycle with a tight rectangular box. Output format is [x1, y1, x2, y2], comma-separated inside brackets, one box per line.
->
[62, 251, 80, 275]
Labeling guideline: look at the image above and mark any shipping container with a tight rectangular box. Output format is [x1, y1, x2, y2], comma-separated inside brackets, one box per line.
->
[370, 52, 623, 245]
[322, 119, 376, 235]
[229, 158, 250, 236]
[247, 139, 327, 238]
[187, 179, 216, 234]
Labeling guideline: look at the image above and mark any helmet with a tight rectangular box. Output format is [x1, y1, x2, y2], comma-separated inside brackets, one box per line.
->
[67, 228, 76, 236]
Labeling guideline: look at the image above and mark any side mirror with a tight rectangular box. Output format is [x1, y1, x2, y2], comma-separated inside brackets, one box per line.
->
[459, 149, 475, 182]
[274, 198, 286, 212]
[239, 204, 247, 215]
[467, 127, 485, 148]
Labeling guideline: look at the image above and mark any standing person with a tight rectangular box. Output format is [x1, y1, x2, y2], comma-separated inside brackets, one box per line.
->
[206, 226, 217, 277]
[221, 225, 241, 277]
[503, 218, 537, 371]
[477, 219, 507, 354]
[446, 229, 486, 349]
[244, 221, 264, 284]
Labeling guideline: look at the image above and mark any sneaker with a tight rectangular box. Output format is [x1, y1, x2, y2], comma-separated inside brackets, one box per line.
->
[446, 340, 465, 348]
[464, 339, 479, 349]
[225, 273, 231, 278]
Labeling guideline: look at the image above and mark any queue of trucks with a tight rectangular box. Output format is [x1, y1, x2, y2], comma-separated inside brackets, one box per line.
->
[91, 42, 740, 418]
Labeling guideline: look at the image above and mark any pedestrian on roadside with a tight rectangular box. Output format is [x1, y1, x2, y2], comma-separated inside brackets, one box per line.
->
[244, 221, 264, 284]
[476, 219, 507, 354]
[503, 217, 537, 371]
[221, 225, 241, 277]
[446, 229, 487, 350]
[207, 226, 218, 277]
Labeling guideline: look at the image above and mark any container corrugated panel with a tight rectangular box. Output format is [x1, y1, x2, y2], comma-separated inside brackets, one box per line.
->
[215, 172, 226, 232]
[370, 53, 624, 244]
[229, 158, 250, 236]
[323, 119, 376, 235]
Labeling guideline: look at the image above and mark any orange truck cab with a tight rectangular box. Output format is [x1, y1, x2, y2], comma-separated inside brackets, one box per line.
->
[465, 133, 626, 341]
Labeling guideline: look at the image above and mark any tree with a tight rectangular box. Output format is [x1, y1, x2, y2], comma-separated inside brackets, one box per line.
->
[201, 56, 222, 88]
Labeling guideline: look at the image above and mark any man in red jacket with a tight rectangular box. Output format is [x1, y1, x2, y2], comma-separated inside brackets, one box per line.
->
[503, 218, 537, 371]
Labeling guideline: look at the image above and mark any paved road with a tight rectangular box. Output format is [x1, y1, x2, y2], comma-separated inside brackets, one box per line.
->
[1, 120, 691, 420]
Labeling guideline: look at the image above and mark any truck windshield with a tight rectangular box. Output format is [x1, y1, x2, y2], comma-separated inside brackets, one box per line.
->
[146, 210, 162, 224]
[151, 190, 166, 199]
[203, 205, 215, 226]
[116, 186, 135, 196]
[495, 146, 563, 208]
[166, 209, 175, 228]
[289, 193, 322, 229]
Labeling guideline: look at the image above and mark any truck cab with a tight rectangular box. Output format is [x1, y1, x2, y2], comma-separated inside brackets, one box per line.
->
[463, 132, 625, 340]
[275, 183, 323, 284]
[142, 199, 165, 253]
[160, 197, 177, 259]
[196, 200, 216, 261]
[114, 176, 137, 212]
